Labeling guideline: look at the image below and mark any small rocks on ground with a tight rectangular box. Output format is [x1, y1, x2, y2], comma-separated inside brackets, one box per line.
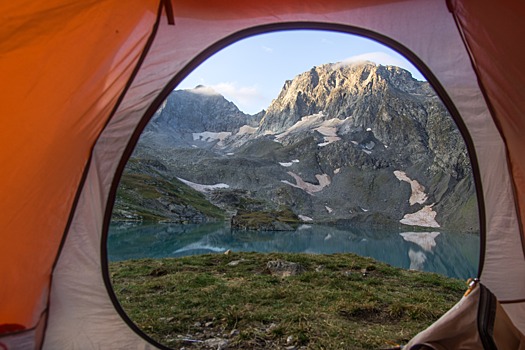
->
[266, 260, 306, 277]
[203, 337, 228, 350]
[227, 259, 247, 266]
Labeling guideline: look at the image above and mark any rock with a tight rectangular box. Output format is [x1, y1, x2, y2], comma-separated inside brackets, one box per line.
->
[158, 317, 174, 322]
[148, 86, 261, 144]
[266, 260, 306, 277]
[227, 259, 246, 266]
[267, 323, 278, 330]
[203, 338, 228, 350]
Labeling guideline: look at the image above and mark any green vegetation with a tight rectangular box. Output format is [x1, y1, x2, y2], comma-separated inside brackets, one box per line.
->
[231, 208, 301, 231]
[110, 252, 466, 349]
[113, 169, 226, 222]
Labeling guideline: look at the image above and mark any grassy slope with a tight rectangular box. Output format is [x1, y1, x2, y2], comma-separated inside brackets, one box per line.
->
[110, 252, 466, 349]
[113, 172, 226, 222]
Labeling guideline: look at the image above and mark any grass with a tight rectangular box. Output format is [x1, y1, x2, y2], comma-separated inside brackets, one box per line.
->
[231, 208, 301, 230]
[113, 171, 226, 222]
[109, 252, 466, 349]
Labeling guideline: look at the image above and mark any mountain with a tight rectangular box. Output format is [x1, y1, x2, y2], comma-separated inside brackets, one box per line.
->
[115, 61, 478, 232]
[139, 85, 262, 149]
[112, 158, 226, 223]
[259, 62, 469, 175]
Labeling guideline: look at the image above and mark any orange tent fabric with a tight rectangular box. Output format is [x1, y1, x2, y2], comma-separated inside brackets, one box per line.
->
[0, 0, 158, 334]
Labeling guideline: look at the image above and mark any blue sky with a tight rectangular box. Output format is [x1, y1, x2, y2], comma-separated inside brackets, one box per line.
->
[177, 30, 425, 115]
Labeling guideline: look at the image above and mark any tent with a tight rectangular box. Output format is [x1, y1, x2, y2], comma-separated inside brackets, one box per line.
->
[1, 0, 525, 348]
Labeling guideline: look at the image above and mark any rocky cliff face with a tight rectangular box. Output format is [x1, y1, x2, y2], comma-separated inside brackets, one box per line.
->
[153, 85, 258, 132]
[117, 62, 478, 232]
[259, 62, 469, 176]
[260, 63, 425, 132]
[139, 85, 261, 149]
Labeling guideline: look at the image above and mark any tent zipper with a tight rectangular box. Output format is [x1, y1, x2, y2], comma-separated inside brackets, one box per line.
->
[477, 282, 498, 350]
[464, 277, 479, 297]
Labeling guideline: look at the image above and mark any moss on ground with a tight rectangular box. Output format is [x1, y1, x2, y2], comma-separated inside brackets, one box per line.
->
[110, 252, 466, 349]
[231, 208, 301, 231]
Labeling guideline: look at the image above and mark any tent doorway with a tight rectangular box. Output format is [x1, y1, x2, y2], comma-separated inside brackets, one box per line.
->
[105, 29, 480, 349]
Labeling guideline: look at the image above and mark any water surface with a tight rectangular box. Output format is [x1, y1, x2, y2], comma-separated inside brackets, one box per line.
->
[107, 222, 479, 279]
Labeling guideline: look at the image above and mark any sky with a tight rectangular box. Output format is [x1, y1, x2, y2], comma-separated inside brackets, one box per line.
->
[177, 30, 425, 115]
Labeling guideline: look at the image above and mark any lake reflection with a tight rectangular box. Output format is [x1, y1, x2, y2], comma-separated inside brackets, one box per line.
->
[107, 222, 479, 280]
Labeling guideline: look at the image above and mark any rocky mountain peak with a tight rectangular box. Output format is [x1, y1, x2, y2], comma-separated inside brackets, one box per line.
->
[139, 85, 262, 149]
[150, 86, 248, 133]
[258, 61, 433, 134]
[127, 61, 477, 231]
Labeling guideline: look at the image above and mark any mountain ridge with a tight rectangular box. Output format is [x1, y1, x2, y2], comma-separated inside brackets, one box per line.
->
[116, 61, 478, 232]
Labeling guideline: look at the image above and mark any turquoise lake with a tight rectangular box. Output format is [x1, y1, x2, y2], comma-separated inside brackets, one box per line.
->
[107, 222, 480, 280]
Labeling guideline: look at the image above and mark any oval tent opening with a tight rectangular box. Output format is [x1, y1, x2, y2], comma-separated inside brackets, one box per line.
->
[106, 29, 479, 349]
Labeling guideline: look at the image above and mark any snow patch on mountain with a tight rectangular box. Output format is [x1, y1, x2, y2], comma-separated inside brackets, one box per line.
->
[177, 177, 230, 193]
[279, 159, 300, 167]
[394, 170, 428, 205]
[281, 172, 331, 194]
[273, 114, 350, 145]
[238, 125, 257, 135]
[400, 205, 440, 228]
[298, 215, 313, 222]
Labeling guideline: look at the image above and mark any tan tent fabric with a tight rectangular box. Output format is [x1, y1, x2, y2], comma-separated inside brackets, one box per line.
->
[450, 0, 525, 254]
[0, 0, 158, 332]
[406, 282, 525, 350]
[1, 0, 525, 348]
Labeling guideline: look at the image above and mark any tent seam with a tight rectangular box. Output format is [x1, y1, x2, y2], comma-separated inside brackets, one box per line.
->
[98, 2, 175, 350]
[40, 154, 94, 350]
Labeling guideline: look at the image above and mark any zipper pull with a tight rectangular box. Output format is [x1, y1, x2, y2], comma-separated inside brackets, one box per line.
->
[464, 278, 479, 297]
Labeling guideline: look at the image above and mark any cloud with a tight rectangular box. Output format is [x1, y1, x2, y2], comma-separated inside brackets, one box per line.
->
[209, 82, 267, 114]
[189, 85, 221, 96]
[340, 52, 407, 67]
[261, 45, 274, 53]
[336, 52, 424, 80]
